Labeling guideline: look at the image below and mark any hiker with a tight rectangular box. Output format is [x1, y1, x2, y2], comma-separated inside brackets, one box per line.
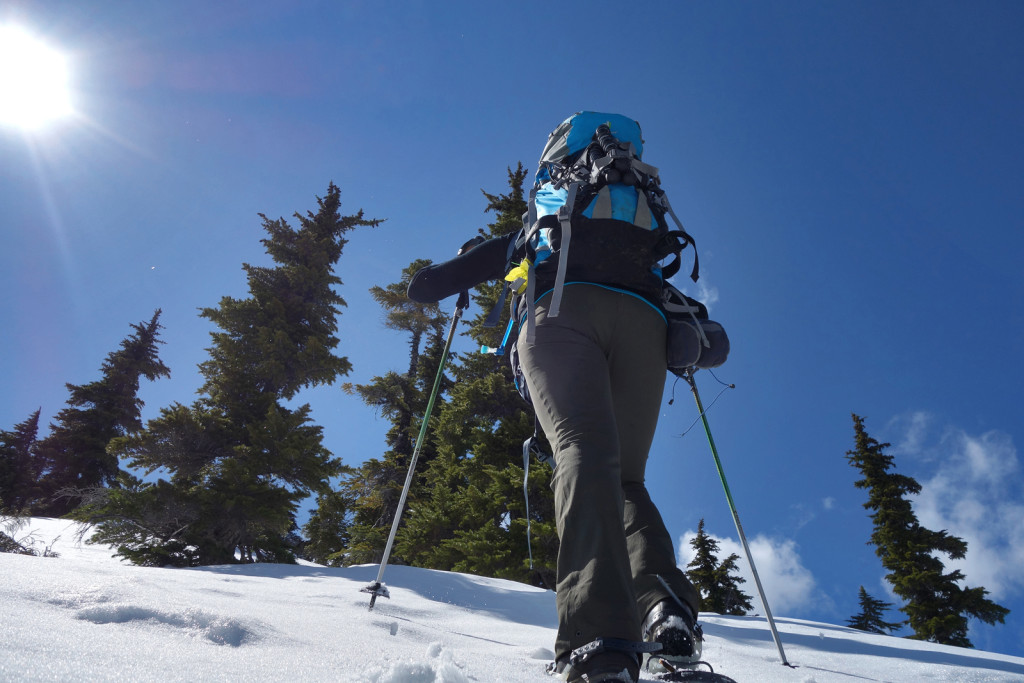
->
[408, 112, 707, 683]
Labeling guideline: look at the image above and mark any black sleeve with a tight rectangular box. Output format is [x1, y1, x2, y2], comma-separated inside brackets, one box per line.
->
[406, 232, 516, 303]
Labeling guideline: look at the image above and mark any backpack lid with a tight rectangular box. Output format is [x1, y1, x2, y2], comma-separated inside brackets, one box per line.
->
[537, 112, 645, 171]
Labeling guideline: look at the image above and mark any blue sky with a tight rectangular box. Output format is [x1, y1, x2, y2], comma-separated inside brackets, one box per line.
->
[2, 0, 1022, 657]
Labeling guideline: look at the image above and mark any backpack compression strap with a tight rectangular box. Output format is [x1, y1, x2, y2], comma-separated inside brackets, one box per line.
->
[654, 197, 700, 283]
[548, 182, 578, 320]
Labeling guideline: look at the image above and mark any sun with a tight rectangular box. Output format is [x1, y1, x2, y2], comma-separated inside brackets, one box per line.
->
[0, 23, 73, 131]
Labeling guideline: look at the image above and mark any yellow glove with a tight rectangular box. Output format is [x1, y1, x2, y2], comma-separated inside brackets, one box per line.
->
[504, 258, 532, 295]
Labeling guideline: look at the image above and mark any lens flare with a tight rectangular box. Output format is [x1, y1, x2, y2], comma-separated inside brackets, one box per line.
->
[0, 24, 73, 130]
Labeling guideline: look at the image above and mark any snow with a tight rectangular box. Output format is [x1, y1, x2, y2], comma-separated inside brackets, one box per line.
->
[2, 519, 1023, 682]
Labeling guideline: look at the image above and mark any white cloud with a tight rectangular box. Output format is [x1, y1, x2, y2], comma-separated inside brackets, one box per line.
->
[789, 502, 817, 533]
[888, 411, 932, 458]
[669, 275, 719, 313]
[678, 530, 821, 616]
[695, 280, 720, 311]
[889, 414, 1024, 600]
[822, 497, 836, 510]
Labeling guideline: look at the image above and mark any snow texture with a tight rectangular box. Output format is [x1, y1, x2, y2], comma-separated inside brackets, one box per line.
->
[2, 519, 1022, 682]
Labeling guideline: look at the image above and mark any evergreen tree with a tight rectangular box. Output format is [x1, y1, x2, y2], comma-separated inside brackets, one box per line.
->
[714, 552, 754, 616]
[394, 165, 558, 589]
[82, 184, 377, 565]
[0, 409, 41, 513]
[846, 414, 1009, 647]
[847, 585, 902, 634]
[302, 488, 353, 566]
[685, 519, 753, 616]
[686, 519, 719, 605]
[31, 311, 170, 516]
[327, 259, 449, 566]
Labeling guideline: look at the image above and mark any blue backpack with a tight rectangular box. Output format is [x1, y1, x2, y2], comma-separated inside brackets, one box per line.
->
[486, 112, 700, 347]
[501, 112, 700, 342]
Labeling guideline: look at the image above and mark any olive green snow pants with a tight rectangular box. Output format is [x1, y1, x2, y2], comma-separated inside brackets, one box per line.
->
[517, 285, 700, 661]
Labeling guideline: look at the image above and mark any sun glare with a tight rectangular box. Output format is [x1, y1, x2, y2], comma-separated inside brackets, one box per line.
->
[0, 24, 73, 131]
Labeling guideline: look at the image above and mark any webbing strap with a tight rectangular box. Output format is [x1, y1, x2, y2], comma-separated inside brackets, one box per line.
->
[660, 195, 700, 282]
[631, 158, 660, 179]
[592, 186, 613, 219]
[549, 182, 578, 319]
[483, 285, 509, 330]
[523, 437, 534, 570]
[634, 190, 653, 229]
[527, 186, 538, 235]
[663, 287, 710, 348]
[569, 638, 663, 666]
[523, 257, 537, 343]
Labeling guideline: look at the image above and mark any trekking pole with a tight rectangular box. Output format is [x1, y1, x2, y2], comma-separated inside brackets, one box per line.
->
[683, 369, 792, 667]
[362, 288, 469, 610]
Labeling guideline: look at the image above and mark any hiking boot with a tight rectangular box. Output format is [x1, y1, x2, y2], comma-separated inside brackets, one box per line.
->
[641, 599, 703, 671]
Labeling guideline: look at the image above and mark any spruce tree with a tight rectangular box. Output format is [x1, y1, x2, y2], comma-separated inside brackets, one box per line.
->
[302, 488, 353, 566]
[31, 311, 170, 516]
[84, 184, 376, 565]
[394, 165, 558, 589]
[847, 585, 901, 635]
[685, 519, 753, 615]
[714, 552, 754, 616]
[686, 519, 719, 604]
[846, 414, 1009, 646]
[0, 409, 41, 513]
[326, 259, 449, 565]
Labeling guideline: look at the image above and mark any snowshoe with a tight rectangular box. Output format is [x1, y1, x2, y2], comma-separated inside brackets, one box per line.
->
[651, 659, 738, 682]
[547, 637, 661, 682]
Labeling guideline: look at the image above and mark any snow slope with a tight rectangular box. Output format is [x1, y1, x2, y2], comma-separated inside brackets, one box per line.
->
[1, 519, 1022, 682]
